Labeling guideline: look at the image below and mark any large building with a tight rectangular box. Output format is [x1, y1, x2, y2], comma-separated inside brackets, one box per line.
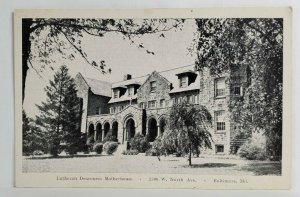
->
[75, 65, 248, 155]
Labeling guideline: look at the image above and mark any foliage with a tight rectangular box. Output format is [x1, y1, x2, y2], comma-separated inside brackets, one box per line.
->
[22, 111, 48, 155]
[238, 137, 267, 160]
[103, 142, 118, 155]
[76, 133, 89, 153]
[145, 137, 163, 156]
[194, 18, 283, 159]
[167, 101, 213, 165]
[93, 143, 103, 154]
[48, 139, 60, 157]
[130, 133, 151, 153]
[86, 135, 95, 146]
[35, 65, 82, 156]
[22, 18, 185, 101]
[102, 133, 117, 143]
[122, 149, 139, 155]
[32, 150, 44, 156]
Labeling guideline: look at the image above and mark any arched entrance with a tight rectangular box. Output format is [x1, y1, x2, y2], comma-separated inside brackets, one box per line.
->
[112, 121, 118, 140]
[125, 118, 135, 141]
[159, 118, 167, 136]
[96, 123, 102, 141]
[88, 123, 95, 138]
[103, 122, 110, 138]
[148, 118, 158, 142]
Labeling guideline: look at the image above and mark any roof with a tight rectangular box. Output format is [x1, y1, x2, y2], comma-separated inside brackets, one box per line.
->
[175, 69, 197, 76]
[112, 75, 149, 89]
[78, 64, 199, 102]
[108, 94, 137, 104]
[84, 77, 112, 97]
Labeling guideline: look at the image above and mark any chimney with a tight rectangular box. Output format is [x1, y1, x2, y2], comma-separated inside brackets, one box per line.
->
[123, 74, 132, 81]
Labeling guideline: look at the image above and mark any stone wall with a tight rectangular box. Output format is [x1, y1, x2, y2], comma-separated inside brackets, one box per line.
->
[137, 71, 172, 108]
[74, 73, 90, 134]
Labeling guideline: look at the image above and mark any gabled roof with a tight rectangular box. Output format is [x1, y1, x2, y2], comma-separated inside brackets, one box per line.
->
[76, 73, 112, 97]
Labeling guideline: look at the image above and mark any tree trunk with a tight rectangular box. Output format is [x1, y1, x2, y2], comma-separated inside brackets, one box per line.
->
[22, 19, 33, 103]
[189, 143, 192, 166]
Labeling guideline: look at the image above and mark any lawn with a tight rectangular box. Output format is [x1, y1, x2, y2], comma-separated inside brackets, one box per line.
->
[22, 154, 281, 176]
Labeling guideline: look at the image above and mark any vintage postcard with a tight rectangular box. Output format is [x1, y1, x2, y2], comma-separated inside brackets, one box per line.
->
[14, 8, 292, 189]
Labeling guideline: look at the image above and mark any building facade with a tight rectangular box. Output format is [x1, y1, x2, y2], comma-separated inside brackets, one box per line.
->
[74, 65, 248, 155]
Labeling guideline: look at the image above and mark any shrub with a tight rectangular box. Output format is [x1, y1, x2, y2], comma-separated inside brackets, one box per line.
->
[238, 138, 267, 160]
[33, 150, 44, 156]
[86, 135, 95, 145]
[130, 133, 151, 153]
[145, 148, 159, 156]
[102, 134, 117, 143]
[93, 143, 103, 154]
[103, 142, 118, 155]
[122, 149, 139, 155]
[48, 142, 60, 157]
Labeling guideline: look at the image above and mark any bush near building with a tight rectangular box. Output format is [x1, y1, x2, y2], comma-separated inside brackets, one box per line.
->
[238, 136, 267, 160]
[130, 133, 151, 153]
[93, 143, 103, 154]
[103, 142, 118, 155]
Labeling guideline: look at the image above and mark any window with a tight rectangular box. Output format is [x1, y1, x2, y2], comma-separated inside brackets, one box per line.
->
[215, 110, 226, 131]
[113, 90, 119, 99]
[139, 102, 145, 109]
[233, 85, 241, 95]
[215, 77, 226, 97]
[150, 81, 157, 92]
[148, 100, 156, 109]
[215, 145, 224, 153]
[195, 95, 199, 104]
[128, 87, 134, 96]
[160, 99, 165, 108]
[180, 76, 188, 88]
[178, 97, 182, 103]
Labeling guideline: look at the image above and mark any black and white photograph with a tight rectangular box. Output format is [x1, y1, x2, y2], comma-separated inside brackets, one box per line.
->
[14, 8, 292, 189]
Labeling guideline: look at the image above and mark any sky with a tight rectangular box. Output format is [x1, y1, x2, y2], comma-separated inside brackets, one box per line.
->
[23, 19, 198, 118]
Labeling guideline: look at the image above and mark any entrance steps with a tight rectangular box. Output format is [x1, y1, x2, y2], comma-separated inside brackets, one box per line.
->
[114, 143, 127, 155]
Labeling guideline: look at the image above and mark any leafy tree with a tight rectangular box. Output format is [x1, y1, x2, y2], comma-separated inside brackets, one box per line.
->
[168, 101, 213, 166]
[36, 65, 82, 156]
[22, 18, 184, 102]
[194, 18, 283, 159]
[22, 110, 47, 155]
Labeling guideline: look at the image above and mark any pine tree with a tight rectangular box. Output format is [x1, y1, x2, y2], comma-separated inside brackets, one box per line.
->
[36, 65, 82, 156]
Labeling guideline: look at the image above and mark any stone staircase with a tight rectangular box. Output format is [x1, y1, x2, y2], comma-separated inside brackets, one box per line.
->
[114, 143, 127, 155]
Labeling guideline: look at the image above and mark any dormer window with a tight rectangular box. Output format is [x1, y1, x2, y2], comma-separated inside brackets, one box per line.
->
[180, 76, 188, 88]
[128, 86, 134, 96]
[113, 90, 119, 99]
[150, 81, 157, 92]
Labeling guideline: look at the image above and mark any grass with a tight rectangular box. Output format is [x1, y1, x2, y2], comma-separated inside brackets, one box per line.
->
[23, 154, 281, 176]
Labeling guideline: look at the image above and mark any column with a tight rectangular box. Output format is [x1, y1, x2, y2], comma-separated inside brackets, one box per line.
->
[101, 124, 105, 141]
[157, 124, 161, 137]
[94, 129, 97, 141]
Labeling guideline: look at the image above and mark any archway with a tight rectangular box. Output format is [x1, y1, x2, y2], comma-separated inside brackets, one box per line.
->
[112, 121, 118, 140]
[103, 122, 110, 138]
[96, 123, 102, 141]
[88, 123, 95, 138]
[148, 118, 158, 142]
[159, 118, 167, 136]
[125, 118, 135, 141]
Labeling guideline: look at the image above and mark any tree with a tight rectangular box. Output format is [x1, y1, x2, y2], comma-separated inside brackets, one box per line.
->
[194, 18, 283, 159]
[22, 110, 47, 155]
[36, 65, 82, 156]
[168, 101, 213, 166]
[22, 18, 184, 102]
